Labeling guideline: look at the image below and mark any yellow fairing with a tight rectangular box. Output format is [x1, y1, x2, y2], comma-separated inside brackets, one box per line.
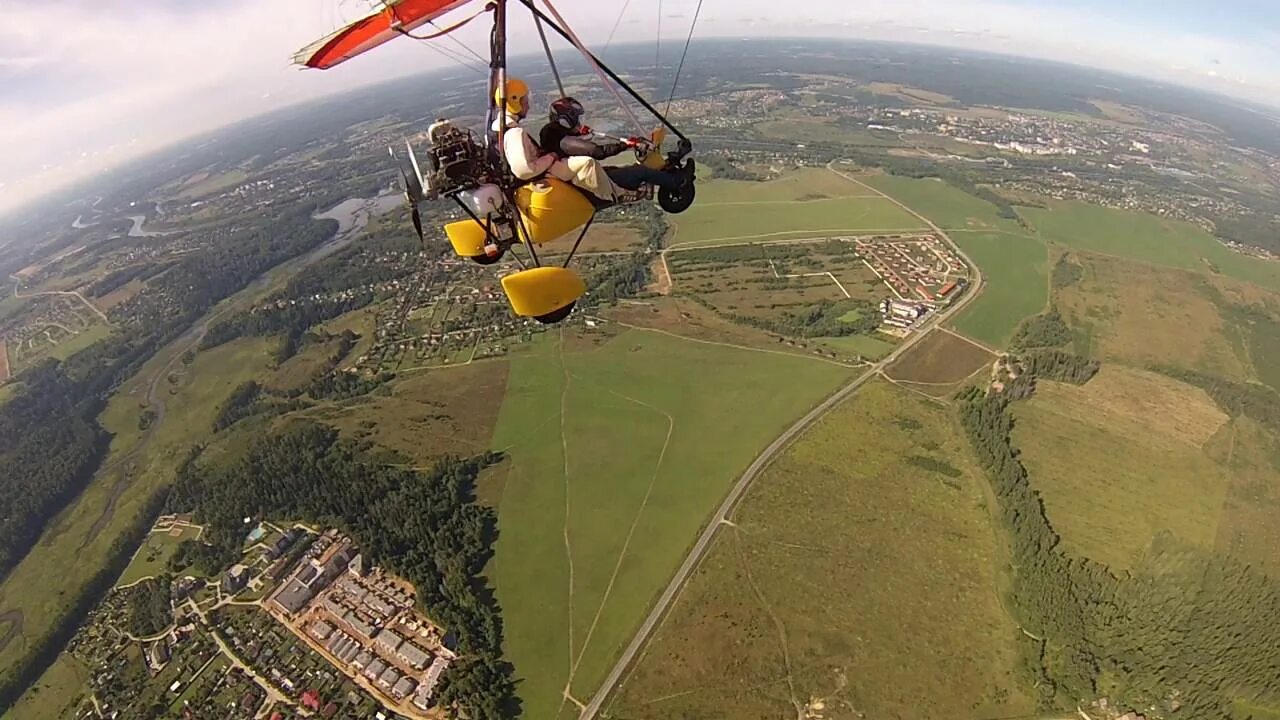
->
[513, 179, 594, 245]
[444, 219, 491, 257]
[501, 267, 586, 318]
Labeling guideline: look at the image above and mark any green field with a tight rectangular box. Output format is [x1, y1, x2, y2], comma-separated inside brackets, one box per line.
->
[610, 380, 1035, 719]
[1011, 366, 1231, 570]
[696, 167, 882, 204]
[671, 196, 927, 246]
[490, 329, 856, 720]
[948, 231, 1048, 347]
[0, 338, 276, 688]
[1021, 201, 1280, 292]
[1205, 416, 1280, 577]
[815, 333, 896, 360]
[116, 525, 203, 588]
[861, 173, 1016, 231]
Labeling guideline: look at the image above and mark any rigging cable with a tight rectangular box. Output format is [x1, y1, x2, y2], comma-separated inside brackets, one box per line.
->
[428, 19, 493, 67]
[602, 0, 632, 54]
[655, 0, 663, 70]
[534, 12, 567, 97]
[537, 0, 648, 136]
[400, 29, 488, 75]
[664, 0, 704, 116]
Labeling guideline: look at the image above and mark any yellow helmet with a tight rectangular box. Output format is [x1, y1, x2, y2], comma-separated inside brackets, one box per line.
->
[495, 77, 529, 116]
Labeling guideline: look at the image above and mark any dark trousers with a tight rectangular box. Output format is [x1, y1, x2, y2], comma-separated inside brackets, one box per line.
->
[605, 164, 679, 191]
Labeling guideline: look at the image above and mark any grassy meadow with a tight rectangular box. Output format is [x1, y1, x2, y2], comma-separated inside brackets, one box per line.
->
[116, 524, 203, 588]
[1052, 252, 1254, 380]
[1010, 366, 1231, 570]
[1020, 201, 1280, 293]
[610, 380, 1035, 719]
[489, 329, 856, 720]
[670, 168, 926, 247]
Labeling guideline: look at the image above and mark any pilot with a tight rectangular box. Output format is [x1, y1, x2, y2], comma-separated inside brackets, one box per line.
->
[493, 78, 616, 203]
[539, 96, 690, 199]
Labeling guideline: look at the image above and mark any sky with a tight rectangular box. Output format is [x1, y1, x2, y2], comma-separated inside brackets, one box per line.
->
[1, 0, 1278, 216]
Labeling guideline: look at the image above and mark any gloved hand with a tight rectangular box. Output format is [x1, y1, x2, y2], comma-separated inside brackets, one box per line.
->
[599, 140, 628, 157]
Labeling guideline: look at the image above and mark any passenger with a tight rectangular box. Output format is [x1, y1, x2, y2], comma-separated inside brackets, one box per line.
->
[492, 78, 616, 203]
[539, 96, 692, 198]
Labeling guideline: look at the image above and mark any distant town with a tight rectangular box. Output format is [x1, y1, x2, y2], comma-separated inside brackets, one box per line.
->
[68, 517, 454, 719]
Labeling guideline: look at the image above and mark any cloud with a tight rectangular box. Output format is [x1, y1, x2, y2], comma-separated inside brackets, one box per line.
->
[1, 0, 1277, 216]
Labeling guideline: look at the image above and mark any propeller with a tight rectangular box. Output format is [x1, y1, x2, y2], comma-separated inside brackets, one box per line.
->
[389, 146, 426, 242]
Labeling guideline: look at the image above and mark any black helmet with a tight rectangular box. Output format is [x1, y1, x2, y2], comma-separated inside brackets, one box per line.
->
[549, 96, 585, 130]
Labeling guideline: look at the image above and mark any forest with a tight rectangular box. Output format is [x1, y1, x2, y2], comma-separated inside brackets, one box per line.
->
[199, 221, 422, 356]
[164, 424, 516, 719]
[125, 576, 174, 638]
[0, 362, 107, 577]
[1009, 307, 1072, 350]
[958, 354, 1280, 718]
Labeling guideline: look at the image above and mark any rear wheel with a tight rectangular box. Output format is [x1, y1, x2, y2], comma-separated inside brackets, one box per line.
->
[534, 301, 576, 324]
[659, 180, 695, 213]
[469, 248, 504, 265]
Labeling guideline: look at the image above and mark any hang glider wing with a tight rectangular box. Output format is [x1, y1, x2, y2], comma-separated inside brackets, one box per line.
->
[294, 0, 478, 70]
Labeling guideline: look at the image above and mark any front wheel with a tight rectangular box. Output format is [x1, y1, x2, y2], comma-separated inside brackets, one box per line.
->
[534, 301, 576, 324]
[469, 248, 504, 265]
[658, 181, 695, 214]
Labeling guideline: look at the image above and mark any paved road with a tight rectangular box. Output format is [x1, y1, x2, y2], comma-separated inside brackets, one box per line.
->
[579, 162, 986, 719]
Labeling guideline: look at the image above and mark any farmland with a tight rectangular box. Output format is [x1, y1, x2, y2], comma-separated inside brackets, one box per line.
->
[946, 230, 1048, 347]
[609, 380, 1035, 720]
[670, 169, 926, 247]
[665, 239, 884, 322]
[860, 173, 1015, 231]
[1010, 366, 1231, 570]
[884, 328, 995, 389]
[489, 328, 856, 720]
[1020, 201, 1280, 293]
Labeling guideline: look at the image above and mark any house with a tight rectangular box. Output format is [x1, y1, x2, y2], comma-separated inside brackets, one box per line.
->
[391, 676, 418, 699]
[148, 641, 170, 670]
[222, 565, 249, 594]
[396, 642, 431, 670]
[301, 689, 322, 711]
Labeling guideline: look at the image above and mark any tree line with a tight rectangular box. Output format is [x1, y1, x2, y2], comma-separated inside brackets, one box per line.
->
[958, 355, 1280, 717]
[164, 424, 516, 719]
[1009, 308, 1072, 350]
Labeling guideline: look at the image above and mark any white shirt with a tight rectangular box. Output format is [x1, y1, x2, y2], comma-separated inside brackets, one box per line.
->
[495, 113, 556, 181]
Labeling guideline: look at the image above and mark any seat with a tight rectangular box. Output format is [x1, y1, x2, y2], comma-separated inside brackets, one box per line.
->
[512, 178, 595, 245]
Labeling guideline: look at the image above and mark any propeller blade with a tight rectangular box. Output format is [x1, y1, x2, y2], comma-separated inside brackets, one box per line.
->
[410, 205, 425, 242]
